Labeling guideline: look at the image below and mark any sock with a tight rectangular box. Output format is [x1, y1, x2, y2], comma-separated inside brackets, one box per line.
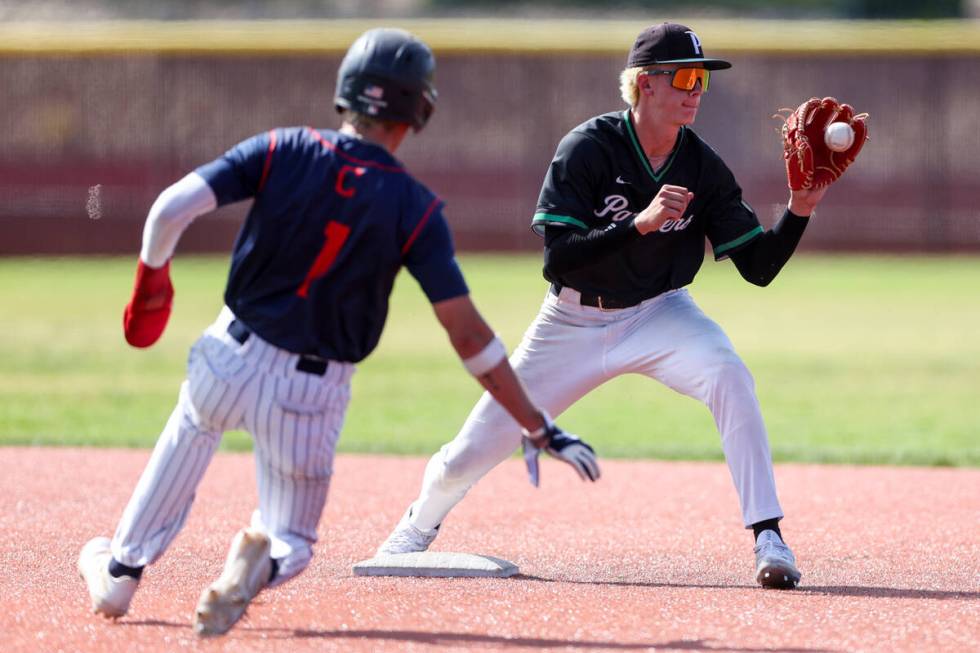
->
[269, 557, 279, 584]
[108, 558, 144, 580]
[752, 519, 782, 542]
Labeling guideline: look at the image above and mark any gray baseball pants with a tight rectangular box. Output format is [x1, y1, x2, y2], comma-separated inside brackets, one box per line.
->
[410, 286, 784, 531]
[110, 307, 354, 586]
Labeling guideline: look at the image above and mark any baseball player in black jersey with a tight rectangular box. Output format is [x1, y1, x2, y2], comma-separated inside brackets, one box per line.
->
[77, 28, 599, 635]
[380, 22, 837, 589]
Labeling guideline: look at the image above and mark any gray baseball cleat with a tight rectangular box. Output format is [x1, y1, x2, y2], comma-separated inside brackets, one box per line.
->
[194, 527, 272, 636]
[754, 529, 801, 589]
[78, 536, 139, 618]
[376, 505, 440, 555]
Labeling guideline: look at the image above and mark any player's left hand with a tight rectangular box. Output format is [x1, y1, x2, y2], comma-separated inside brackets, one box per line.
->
[787, 185, 828, 217]
[123, 258, 174, 348]
[521, 422, 600, 487]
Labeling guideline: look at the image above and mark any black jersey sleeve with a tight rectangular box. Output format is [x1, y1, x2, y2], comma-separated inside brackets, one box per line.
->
[543, 219, 642, 276]
[531, 130, 607, 236]
[196, 130, 276, 206]
[728, 209, 809, 286]
[703, 159, 765, 261]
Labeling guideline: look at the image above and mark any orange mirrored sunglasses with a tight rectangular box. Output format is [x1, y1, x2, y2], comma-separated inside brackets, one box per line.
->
[642, 67, 710, 92]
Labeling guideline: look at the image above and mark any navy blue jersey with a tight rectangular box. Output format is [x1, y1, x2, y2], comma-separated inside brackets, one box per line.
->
[196, 127, 468, 362]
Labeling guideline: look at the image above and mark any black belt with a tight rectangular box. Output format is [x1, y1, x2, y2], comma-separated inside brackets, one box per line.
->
[550, 284, 640, 310]
[227, 320, 329, 376]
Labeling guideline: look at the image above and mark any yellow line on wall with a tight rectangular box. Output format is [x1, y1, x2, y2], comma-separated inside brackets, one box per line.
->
[0, 18, 978, 56]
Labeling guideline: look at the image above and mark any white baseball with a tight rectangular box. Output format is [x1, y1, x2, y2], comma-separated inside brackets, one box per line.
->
[824, 122, 855, 152]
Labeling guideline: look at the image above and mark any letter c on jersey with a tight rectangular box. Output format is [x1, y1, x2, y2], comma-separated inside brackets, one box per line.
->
[336, 166, 367, 198]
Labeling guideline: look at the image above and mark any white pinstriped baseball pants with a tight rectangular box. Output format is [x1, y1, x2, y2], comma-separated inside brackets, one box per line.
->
[111, 307, 354, 587]
[411, 286, 784, 532]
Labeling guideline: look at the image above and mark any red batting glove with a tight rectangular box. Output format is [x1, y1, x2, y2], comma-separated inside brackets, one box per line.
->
[123, 259, 174, 348]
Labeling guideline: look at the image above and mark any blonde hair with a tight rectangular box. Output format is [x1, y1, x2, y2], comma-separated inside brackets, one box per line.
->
[619, 66, 646, 107]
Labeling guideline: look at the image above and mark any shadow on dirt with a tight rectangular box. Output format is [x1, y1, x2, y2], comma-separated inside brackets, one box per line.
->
[255, 628, 837, 652]
[796, 586, 979, 600]
[116, 620, 836, 650]
[515, 574, 979, 601]
[118, 619, 187, 628]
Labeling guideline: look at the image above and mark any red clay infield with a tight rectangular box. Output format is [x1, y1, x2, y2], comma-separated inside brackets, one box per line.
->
[2, 447, 977, 652]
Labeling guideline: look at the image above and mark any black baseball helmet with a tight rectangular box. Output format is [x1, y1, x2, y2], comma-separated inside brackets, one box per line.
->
[334, 28, 437, 131]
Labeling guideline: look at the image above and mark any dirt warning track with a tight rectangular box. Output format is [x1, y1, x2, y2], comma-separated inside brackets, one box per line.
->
[2, 447, 977, 652]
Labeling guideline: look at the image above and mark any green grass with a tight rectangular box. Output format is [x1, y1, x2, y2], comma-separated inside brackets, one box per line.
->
[1, 254, 978, 466]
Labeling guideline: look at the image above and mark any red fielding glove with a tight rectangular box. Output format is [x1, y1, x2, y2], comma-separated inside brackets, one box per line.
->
[123, 259, 174, 348]
[777, 96, 869, 191]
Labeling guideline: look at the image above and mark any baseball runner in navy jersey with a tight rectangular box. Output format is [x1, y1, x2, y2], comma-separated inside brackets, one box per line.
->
[379, 22, 849, 589]
[77, 28, 599, 636]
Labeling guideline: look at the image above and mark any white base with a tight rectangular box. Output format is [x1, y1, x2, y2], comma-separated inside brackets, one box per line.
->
[352, 552, 518, 578]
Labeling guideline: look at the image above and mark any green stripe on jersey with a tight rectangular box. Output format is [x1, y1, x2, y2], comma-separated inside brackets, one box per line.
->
[532, 212, 589, 230]
[713, 226, 764, 257]
[623, 110, 685, 183]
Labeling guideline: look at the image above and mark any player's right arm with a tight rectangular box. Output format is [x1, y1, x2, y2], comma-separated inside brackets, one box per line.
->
[545, 183, 694, 276]
[124, 130, 276, 348]
[403, 195, 599, 485]
[431, 295, 599, 486]
[535, 130, 644, 276]
[122, 172, 217, 348]
[429, 295, 544, 433]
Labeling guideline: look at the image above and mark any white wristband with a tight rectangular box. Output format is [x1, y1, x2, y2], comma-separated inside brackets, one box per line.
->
[462, 336, 507, 376]
[522, 410, 553, 440]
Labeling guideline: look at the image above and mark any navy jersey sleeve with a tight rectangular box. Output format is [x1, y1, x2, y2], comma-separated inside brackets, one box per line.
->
[532, 130, 607, 235]
[402, 195, 469, 303]
[195, 130, 275, 207]
[703, 158, 764, 261]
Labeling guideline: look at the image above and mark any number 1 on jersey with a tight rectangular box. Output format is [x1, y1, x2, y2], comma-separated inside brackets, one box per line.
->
[296, 220, 351, 298]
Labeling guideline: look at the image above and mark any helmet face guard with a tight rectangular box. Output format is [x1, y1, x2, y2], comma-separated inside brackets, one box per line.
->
[334, 29, 437, 131]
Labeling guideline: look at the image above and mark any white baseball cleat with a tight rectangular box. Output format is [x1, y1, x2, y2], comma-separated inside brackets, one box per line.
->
[754, 529, 801, 589]
[77, 536, 139, 618]
[194, 527, 272, 637]
[376, 506, 439, 555]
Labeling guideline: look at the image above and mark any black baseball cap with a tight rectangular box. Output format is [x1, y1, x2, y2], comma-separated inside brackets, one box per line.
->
[627, 22, 731, 71]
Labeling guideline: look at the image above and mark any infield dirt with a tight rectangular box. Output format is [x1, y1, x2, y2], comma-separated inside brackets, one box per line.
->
[2, 448, 977, 652]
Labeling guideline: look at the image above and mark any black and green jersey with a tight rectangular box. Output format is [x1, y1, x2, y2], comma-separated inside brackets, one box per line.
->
[533, 110, 763, 304]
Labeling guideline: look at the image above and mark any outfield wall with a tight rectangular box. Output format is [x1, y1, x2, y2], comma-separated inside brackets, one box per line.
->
[2, 19, 979, 254]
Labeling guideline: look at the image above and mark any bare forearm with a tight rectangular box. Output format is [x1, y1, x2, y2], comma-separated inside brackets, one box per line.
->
[473, 359, 546, 433]
[434, 295, 547, 433]
[446, 324, 546, 433]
